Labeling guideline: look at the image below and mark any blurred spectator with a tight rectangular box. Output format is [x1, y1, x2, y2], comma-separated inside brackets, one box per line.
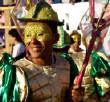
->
[68, 30, 85, 76]
[8, 29, 25, 59]
[69, 30, 84, 53]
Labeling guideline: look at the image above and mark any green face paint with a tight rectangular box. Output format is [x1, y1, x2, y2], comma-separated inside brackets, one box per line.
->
[71, 34, 81, 43]
[24, 22, 53, 44]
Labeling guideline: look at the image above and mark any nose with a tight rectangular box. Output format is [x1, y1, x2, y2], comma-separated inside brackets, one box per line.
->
[31, 38, 39, 44]
[31, 32, 41, 40]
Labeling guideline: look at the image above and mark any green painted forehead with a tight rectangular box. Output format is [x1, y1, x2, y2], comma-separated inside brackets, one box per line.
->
[24, 22, 48, 34]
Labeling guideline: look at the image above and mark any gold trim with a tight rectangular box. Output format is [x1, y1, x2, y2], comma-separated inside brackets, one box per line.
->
[0, 6, 14, 10]
[0, 26, 24, 29]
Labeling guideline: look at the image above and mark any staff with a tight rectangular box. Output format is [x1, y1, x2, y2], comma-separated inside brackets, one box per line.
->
[74, 0, 110, 88]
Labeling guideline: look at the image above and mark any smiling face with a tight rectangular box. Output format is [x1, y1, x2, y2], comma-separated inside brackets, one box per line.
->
[24, 22, 55, 59]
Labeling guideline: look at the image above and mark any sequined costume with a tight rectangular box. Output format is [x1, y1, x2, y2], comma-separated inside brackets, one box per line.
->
[70, 50, 110, 102]
[10, 1, 71, 102]
[14, 54, 70, 102]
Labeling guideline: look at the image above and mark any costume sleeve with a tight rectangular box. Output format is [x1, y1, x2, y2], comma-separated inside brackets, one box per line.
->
[0, 53, 28, 102]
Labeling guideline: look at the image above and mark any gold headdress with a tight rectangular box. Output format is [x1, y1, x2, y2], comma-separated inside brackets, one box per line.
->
[18, 0, 62, 25]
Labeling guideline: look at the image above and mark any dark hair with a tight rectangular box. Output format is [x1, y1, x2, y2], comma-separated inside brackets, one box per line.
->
[9, 29, 23, 42]
[46, 22, 58, 36]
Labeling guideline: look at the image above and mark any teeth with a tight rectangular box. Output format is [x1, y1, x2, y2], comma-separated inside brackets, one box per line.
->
[32, 48, 38, 51]
[32, 47, 42, 51]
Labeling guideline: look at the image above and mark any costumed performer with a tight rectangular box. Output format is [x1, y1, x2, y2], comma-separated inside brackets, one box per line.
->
[14, 0, 72, 102]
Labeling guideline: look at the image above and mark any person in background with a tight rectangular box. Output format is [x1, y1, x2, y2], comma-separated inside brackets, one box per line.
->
[69, 30, 84, 53]
[68, 30, 86, 75]
[8, 28, 25, 59]
[68, 31, 86, 102]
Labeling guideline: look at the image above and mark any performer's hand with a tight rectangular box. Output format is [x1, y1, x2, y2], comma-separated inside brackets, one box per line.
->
[71, 85, 84, 102]
[70, 75, 84, 102]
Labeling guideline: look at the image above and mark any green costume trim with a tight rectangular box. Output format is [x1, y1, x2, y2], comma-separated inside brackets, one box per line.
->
[0, 53, 20, 102]
[90, 51, 110, 77]
[53, 26, 71, 49]
[90, 51, 110, 96]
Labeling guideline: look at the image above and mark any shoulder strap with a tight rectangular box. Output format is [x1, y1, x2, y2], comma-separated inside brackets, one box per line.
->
[60, 52, 79, 86]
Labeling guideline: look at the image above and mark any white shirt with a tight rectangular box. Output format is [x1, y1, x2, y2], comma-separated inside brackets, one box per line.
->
[12, 43, 25, 58]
